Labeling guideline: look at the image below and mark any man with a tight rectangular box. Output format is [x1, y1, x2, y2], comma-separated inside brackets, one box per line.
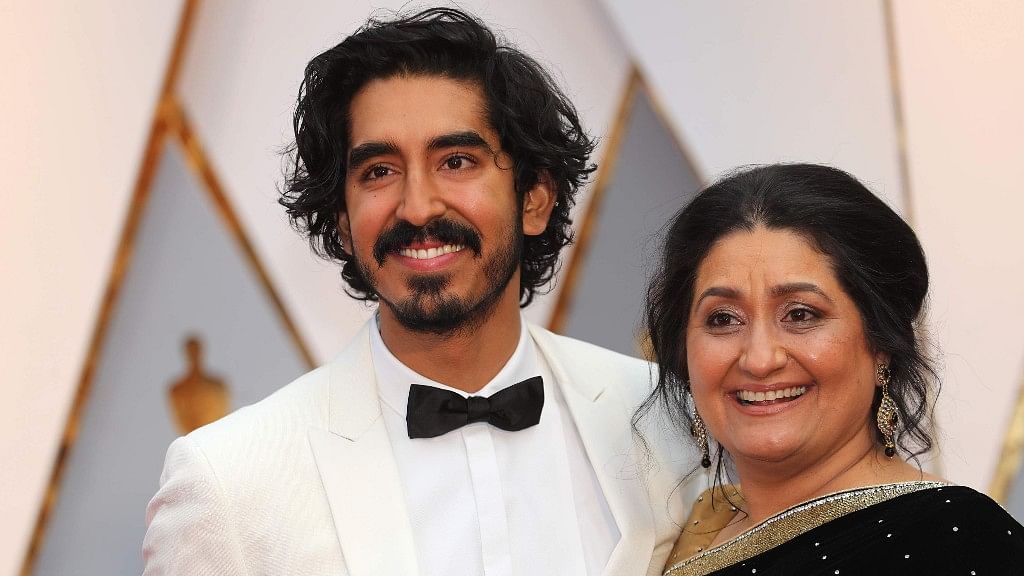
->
[144, 8, 691, 576]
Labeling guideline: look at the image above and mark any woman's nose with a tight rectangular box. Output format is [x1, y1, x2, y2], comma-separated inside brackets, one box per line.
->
[738, 323, 788, 378]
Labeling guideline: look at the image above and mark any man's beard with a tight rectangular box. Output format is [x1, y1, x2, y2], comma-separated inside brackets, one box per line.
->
[355, 217, 522, 336]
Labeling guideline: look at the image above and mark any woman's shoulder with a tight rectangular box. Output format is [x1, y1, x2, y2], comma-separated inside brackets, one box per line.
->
[891, 484, 1024, 570]
[908, 484, 1015, 518]
[857, 483, 1020, 537]
[916, 485, 1022, 527]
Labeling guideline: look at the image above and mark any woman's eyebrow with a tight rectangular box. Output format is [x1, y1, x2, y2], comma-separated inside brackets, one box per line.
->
[770, 282, 834, 304]
[695, 286, 739, 308]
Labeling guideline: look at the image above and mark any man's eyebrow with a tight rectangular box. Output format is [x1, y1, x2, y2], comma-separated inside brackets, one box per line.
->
[770, 282, 834, 304]
[695, 286, 739, 308]
[427, 131, 493, 153]
[348, 141, 399, 171]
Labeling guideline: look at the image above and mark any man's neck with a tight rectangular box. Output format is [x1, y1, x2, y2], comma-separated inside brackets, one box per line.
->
[377, 291, 524, 394]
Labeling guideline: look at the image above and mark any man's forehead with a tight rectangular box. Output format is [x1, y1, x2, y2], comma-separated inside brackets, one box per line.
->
[347, 75, 495, 150]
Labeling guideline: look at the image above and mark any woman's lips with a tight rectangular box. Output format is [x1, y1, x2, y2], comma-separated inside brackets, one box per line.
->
[736, 385, 808, 405]
[730, 385, 812, 415]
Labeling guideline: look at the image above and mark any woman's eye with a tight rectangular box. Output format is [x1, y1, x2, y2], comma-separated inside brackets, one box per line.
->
[707, 311, 738, 327]
[784, 307, 818, 322]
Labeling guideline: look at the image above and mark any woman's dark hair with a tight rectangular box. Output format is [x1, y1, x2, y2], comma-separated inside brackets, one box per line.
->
[279, 7, 596, 306]
[640, 163, 936, 477]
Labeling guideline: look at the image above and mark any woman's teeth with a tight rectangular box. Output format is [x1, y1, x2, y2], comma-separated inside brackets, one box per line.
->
[399, 244, 464, 259]
[736, 386, 807, 405]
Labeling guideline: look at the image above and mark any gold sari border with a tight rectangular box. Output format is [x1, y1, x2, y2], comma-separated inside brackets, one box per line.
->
[664, 481, 948, 576]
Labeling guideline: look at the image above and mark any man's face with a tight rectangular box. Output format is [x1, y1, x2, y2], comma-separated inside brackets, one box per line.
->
[340, 74, 552, 334]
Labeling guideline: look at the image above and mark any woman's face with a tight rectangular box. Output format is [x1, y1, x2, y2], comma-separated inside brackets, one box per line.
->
[686, 226, 883, 470]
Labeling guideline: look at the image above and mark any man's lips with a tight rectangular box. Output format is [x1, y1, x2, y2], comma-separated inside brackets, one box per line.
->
[396, 243, 466, 260]
[372, 219, 481, 266]
[388, 243, 469, 271]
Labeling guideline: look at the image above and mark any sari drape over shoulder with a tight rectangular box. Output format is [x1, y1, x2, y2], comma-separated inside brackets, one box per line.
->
[665, 482, 1024, 575]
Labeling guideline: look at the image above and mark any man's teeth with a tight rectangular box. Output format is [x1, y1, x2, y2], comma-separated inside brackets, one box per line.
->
[399, 244, 464, 259]
[736, 386, 808, 403]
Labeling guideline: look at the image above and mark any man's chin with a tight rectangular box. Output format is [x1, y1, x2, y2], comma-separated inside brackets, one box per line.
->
[383, 291, 495, 336]
[388, 304, 469, 335]
[405, 272, 452, 295]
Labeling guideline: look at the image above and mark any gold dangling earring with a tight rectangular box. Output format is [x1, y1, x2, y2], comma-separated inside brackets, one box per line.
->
[876, 364, 898, 458]
[690, 406, 712, 468]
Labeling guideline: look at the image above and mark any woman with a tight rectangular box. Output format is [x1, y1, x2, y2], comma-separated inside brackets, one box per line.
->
[644, 164, 1024, 575]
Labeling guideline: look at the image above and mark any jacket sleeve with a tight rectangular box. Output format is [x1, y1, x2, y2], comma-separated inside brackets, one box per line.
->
[143, 436, 249, 576]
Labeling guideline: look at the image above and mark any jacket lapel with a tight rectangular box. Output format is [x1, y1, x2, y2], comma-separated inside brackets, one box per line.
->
[528, 325, 657, 576]
[308, 322, 419, 576]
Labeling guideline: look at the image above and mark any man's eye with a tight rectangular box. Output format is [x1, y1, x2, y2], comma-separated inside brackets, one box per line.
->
[364, 165, 392, 180]
[442, 155, 473, 170]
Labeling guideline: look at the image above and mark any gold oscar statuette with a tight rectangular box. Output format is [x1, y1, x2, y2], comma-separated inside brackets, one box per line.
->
[168, 335, 230, 434]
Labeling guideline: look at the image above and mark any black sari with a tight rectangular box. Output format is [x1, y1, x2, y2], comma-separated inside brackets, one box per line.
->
[665, 482, 1024, 575]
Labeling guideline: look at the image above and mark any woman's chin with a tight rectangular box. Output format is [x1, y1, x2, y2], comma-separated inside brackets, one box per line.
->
[726, 438, 804, 467]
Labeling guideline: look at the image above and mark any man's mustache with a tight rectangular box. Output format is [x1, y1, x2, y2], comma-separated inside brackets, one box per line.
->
[373, 219, 483, 266]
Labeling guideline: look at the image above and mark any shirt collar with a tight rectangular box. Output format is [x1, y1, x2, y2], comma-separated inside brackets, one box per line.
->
[370, 314, 537, 417]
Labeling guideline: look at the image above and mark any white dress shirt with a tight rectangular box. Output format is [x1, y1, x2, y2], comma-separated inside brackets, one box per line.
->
[370, 316, 619, 576]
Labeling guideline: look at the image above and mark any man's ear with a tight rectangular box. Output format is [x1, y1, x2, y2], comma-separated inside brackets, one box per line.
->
[522, 175, 556, 236]
[337, 211, 352, 255]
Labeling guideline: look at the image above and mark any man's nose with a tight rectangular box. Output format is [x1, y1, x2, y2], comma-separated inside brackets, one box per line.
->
[738, 322, 788, 379]
[395, 170, 446, 226]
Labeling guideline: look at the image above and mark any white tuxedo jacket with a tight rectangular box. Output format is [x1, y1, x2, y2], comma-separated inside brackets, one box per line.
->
[143, 321, 693, 576]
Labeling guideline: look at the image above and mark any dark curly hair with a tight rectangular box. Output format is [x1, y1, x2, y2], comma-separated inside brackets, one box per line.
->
[639, 163, 937, 479]
[279, 7, 596, 306]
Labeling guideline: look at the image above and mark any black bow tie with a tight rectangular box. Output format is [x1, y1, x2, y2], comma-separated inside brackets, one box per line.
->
[406, 376, 544, 439]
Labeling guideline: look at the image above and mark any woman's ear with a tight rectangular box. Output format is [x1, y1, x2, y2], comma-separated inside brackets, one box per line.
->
[522, 175, 556, 236]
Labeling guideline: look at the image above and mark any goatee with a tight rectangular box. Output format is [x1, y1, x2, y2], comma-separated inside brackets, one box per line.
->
[355, 217, 522, 336]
